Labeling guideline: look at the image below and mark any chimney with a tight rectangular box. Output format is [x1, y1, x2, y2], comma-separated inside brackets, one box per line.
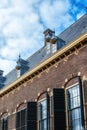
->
[0, 70, 4, 77]
[0, 70, 5, 88]
[43, 29, 57, 45]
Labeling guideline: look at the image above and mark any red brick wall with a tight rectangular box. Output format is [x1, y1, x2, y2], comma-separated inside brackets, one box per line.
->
[0, 45, 87, 129]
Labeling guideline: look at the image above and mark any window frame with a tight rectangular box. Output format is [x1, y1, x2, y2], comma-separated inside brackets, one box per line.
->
[38, 97, 47, 130]
[16, 108, 27, 130]
[37, 94, 53, 130]
[66, 82, 82, 130]
[0, 116, 8, 130]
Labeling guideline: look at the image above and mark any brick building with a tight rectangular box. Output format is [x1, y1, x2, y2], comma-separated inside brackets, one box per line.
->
[0, 14, 87, 130]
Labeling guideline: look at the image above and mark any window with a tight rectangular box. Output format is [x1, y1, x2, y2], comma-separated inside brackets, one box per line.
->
[17, 70, 21, 78]
[46, 43, 51, 54]
[51, 44, 57, 53]
[38, 99, 47, 130]
[16, 109, 27, 130]
[67, 84, 83, 130]
[0, 117, 8, 130]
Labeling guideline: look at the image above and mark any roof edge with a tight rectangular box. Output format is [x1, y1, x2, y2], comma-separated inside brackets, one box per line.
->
[0, 32, 87, 96]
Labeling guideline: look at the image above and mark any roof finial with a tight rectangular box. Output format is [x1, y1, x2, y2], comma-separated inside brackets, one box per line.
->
[16, 54, 21, 70]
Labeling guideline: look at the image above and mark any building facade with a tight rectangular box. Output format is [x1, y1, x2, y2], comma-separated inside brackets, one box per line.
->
[0, 14, 87, 130]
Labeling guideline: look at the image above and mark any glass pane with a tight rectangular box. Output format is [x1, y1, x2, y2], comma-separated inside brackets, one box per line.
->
[40, 100, 47, 119]
[21, 109, 26, 126]
[70, 97, 80, 109]
[43, 119, 47, 129]
[71, 108, 81, 120]
[16, 112, 21, 128]
[68, 85, 80, 99]
[39, 99, 47, 130]
[72, 118, 81, 130]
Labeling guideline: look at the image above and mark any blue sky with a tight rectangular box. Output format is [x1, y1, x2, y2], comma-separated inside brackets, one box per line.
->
[0, 0, 87, 75]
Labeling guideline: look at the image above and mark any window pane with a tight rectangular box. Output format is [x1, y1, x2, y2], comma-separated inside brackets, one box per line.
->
[21, 109, 26, 127]
[71, 108, 81, 120]
[39, 99, 47, 130]
[40, 100, 47, 119]
[70, 97, 80, 109]
[52, 44, 57, 53]
[16, 109, 26, 130]
[16, 111, 21, 128]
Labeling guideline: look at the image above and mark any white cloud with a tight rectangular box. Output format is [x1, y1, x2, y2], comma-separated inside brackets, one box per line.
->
[0, 0, 86, 75]
[39, 0, 74, 33]
[0, 59, 16, 75]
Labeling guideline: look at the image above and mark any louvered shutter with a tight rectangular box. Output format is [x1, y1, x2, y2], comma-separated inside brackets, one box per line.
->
[46, 93, 50, 130]
[27, 102, 37, 130]
[78, 76, 85, 128]
[53, 88, 66, 130]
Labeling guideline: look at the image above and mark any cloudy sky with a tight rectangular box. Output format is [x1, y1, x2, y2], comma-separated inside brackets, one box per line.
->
[0, 0, 87, 75]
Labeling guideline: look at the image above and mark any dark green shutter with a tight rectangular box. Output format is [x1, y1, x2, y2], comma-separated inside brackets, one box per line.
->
[78, 76, 85, 128]
[46, 93, 50, 130]
[53, 88, 66, 130]
[27, 102, 37, 130]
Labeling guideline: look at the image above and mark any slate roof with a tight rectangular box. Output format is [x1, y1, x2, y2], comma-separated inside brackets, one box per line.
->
[1, 14, 87, 88]
[58, 14, 87, 43]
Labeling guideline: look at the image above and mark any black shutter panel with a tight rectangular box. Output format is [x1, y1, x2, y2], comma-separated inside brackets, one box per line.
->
[53, 88, 66, 130]
[78, 76, 85, 128]
[2, 119, 4, 130]
[16, 111, 21, 129]
[27, 102, 37, 130]
[46, 93, 50, 130]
